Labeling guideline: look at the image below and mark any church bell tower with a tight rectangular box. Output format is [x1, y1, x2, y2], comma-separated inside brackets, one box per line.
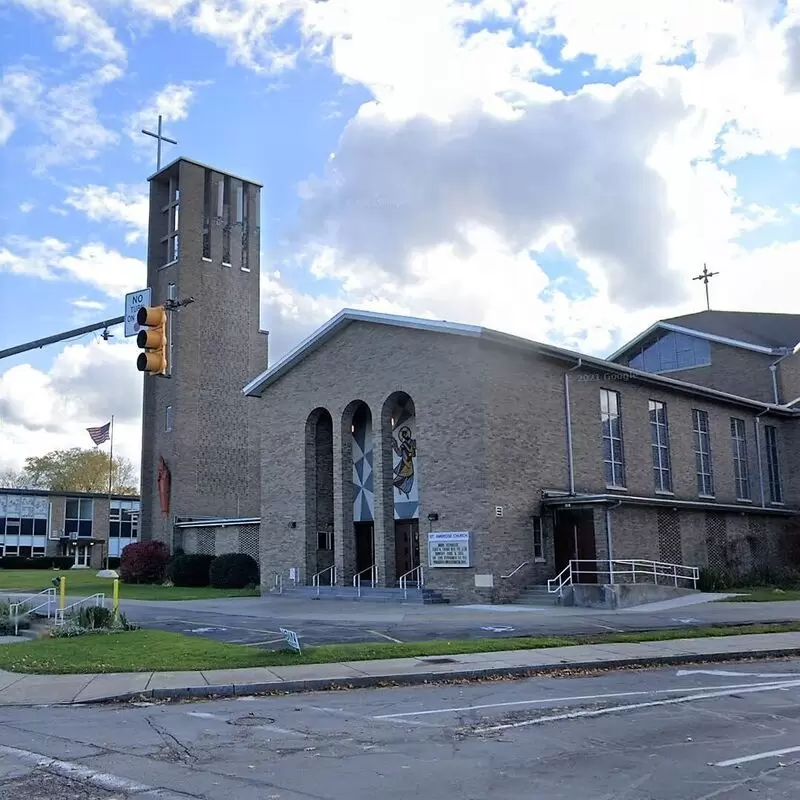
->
[138, 157, 268, 549]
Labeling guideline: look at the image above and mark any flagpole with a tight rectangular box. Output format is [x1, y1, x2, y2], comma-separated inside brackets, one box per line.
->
[106, 415, 114, 570]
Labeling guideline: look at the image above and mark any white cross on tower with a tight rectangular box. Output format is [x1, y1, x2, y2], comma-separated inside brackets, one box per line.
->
[141, 115, 178, 172]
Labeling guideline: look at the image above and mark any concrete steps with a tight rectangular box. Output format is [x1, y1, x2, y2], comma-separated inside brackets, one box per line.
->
[271, 584, 449, 604]
[511, 585, 561, 606]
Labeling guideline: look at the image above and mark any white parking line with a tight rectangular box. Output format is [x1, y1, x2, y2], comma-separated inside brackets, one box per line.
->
[374, 679, 800, 719]
[714, 745, 800, 767]
[0, 744, 186, 799]
[366, 629, 403, 643]
[473, 679, 800, 733]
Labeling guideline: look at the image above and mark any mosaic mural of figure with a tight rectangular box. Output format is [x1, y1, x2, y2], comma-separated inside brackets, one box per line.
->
[392, 426, 416, 497]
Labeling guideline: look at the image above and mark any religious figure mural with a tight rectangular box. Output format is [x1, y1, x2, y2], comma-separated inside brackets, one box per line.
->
[390, 393, 419, 520]
[392, 427, 416, 497]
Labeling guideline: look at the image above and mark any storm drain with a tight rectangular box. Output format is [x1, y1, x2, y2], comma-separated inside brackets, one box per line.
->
[420, 657, 458, 664]
[228, 714, 276, 726]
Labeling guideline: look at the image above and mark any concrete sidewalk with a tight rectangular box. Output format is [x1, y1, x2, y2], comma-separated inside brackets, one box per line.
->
[2, 631, 800, 707]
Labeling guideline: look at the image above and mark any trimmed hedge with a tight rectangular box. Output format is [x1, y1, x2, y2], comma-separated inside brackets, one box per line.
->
[167, 554, 214, 587]
[209, 552, 259, 589]
[119, 540, 170, 584]
[0, 556, 74, 570]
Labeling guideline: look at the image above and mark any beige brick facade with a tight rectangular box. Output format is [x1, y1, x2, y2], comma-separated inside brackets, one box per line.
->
[251, 318, 800, 604]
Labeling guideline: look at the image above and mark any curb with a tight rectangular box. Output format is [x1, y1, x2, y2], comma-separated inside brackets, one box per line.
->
[60, 646, 800, 706]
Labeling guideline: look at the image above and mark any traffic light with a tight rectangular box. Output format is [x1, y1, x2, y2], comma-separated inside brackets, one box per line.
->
[136, 305, 168, 376]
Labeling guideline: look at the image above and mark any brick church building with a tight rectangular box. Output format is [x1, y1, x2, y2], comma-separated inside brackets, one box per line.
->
[139, 156, 800, 604]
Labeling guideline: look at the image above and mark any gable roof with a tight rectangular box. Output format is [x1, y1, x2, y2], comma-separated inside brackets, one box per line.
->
[242, 308, 797, 414]
[608, 310, 800, 362]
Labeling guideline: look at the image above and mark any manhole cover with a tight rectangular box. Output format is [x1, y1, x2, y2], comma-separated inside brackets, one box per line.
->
[421, 657, 458, 664]
[229, 714, 276, 726]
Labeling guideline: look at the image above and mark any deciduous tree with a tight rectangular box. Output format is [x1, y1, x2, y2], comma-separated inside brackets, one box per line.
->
[22, 448, 138, 494]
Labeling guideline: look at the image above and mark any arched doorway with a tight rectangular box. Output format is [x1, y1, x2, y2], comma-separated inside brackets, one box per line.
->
[344, 400, 375, 583]
[382, 391, 420, 584]
[305, 407, 334, 584]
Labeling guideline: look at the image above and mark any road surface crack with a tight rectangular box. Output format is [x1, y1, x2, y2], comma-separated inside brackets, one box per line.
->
[145, 716, 196, 763]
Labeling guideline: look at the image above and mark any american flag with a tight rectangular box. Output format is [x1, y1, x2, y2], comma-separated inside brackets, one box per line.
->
[86, 421, 111, 446]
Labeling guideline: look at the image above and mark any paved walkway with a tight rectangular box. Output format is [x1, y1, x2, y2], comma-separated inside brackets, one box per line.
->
[2, 631, 800, 707]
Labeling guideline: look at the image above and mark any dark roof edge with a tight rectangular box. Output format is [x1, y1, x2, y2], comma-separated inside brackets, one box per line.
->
[540, 492, 798, 515]
[0, 487, 140, 500]
[148, 156, 264, 187]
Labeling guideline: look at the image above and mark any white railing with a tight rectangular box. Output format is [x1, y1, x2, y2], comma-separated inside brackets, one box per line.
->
[547, 559, 700, 594]
[501, 561, 529, 579]
[273, 573, 283, 594]
[312, 565, 337, 596]
[399, 565, 424, 599]
[6, 588, 57, 635]
[53, 593, 106, 626]
[353, 565, 377, 597]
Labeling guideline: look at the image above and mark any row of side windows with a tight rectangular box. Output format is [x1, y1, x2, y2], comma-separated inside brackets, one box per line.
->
[599, 389, 784, 504]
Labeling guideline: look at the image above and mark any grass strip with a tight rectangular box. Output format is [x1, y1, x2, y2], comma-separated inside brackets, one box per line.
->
[722, 589, 800, 602]
[1, 622, 799, 675]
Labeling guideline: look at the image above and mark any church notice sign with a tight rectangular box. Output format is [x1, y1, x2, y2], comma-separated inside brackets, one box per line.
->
[428, 531, 471, 568]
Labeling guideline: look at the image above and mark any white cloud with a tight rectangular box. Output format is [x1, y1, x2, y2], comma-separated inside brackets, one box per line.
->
[0, 106, 14, 145]
[0, 338, 142, 474]
[0, 236, 145, 298]
[65, 184, 148, 243]
[71, 297, 106, 310]
[0, 64, 122, 172]
[7, 0, 127, 62]
[19, 202, 35, 213]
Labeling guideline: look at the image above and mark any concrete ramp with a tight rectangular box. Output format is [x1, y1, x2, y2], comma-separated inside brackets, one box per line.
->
[564, 583, 702, 610]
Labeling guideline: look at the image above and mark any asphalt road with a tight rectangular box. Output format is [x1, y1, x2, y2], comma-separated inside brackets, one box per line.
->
[113, 594, 800, 649]
[4, 658, 800, 797]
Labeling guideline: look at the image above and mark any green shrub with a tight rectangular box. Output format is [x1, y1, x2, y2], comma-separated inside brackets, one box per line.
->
[209, 552, 259, 589]
[0, 601, 31, 635]
[167, 554, 214, 587]
[697, 566, 733, 592]
[0, 556, 74, 570]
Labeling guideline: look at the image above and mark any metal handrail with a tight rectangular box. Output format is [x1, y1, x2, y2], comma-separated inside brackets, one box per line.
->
[53, 593, 106, 626]
[547, 559, 699, 594]
[547, 563, 573, 595]
[312, 565, 337, 596]
[273, 573, 283, 594]
[501, 561, 529, 579]
[7, 588, 57, 635]
[353, 565, 377, 597]
[398, 565, 424, 599]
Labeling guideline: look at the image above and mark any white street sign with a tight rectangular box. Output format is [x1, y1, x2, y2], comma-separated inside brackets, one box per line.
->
[124, 288, 151, 337]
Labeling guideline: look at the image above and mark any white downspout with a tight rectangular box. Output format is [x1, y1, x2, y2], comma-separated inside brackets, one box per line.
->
[605, 500, 622, 584]
[755, 410, 769, 507]
[769, 349, 793, 404]
[564, 358, 583, 495]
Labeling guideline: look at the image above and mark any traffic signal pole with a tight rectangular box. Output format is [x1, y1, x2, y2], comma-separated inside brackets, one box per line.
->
[0, 316, 125, 362]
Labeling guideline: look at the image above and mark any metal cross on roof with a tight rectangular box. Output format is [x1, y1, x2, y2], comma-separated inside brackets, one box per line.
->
[141, 114, 178, 172]
[692, 263, 719, 311]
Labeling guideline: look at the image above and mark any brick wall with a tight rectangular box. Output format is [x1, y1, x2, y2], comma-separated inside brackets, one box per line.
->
[255, 322, 799, 603]
[140, 159, 267, 551]
[657, 342, 777, 403]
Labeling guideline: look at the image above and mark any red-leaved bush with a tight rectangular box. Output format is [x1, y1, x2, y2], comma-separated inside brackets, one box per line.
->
[119, 540, 170, 584]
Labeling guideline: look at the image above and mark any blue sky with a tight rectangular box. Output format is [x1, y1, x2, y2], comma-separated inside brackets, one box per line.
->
[2, 0, 800, 471]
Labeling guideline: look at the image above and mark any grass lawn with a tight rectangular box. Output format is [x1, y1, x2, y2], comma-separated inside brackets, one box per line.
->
[723, 588, 800, 602]
[0, 569, 259, 601]
[1, 622, 799, 675]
